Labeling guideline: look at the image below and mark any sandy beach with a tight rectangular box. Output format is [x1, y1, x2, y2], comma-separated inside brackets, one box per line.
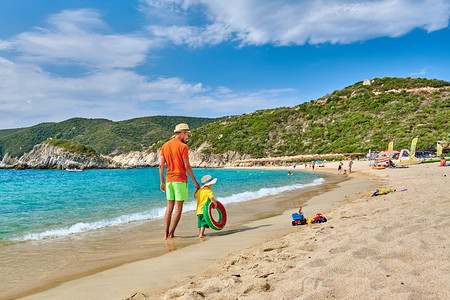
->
[18, 160, 449, 299]
[154, 161, 449, 300]
[4, 168, 346, 300]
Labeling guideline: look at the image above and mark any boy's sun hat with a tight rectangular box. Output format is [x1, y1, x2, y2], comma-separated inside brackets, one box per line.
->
[201, 175, 217, 188]
[174, 123, 190, 133]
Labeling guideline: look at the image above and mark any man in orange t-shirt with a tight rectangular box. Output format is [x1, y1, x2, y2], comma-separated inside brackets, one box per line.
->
[159, 123, 200, 239]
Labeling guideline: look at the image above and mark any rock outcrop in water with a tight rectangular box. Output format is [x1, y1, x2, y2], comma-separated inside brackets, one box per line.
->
[0, 143, 121, 169]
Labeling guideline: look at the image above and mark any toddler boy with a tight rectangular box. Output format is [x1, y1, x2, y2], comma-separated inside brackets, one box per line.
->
[194, 175, 218, 238]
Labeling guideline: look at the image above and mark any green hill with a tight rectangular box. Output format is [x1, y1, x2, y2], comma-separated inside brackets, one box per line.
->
[1, 77, 448, 160]
[0, 116, 218, 158]
[188, 77, 449, 157]
[0, 128, 23, 138]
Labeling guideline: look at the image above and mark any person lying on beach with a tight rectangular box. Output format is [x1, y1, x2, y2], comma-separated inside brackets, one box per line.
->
[195, 175, 218, 238]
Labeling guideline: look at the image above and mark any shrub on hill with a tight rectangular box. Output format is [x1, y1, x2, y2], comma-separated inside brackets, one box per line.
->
[43, 139, 97, 157]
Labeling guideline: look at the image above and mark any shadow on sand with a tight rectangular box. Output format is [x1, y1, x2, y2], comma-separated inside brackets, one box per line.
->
[174, 224, 273, 239]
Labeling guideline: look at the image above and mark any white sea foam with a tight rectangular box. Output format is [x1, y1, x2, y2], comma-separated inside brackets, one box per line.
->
[16, 207, 167, 241]
[15, 178, 324, 241]
[216, 177, 325, 204]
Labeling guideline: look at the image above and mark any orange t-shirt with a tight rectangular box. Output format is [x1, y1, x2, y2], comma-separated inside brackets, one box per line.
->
[160, 138, 189, 183]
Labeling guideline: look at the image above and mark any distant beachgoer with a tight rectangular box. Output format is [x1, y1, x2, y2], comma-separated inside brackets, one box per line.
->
[312, 161, 315, 171]
[304, 162, 307, 169]
[343, 170, 347, 175]
[348, 160, 353, 173]
[159, 123, 200, 239]
[439, 157, 447, 167]
[338, 162, 343, 175]
[195, 175, 218, 238]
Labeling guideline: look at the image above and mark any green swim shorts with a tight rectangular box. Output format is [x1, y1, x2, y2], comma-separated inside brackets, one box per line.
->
[166, 182, 189, 201]
[197, 214, 209, 228]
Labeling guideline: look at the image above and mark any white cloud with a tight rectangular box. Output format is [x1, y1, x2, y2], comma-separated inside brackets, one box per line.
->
[0, 7, 302, 129]
[148, 23, 231, 47]
[142, 0, 450, 46]
[410, 67, 429, 76]
[139, 0, 190, 25]
[0, 57, 198, 127]
[173, 87, 299, 116]
[0, 39, 13, 50]
[0, 57, 297, 128]
[6, 9, 155, 69]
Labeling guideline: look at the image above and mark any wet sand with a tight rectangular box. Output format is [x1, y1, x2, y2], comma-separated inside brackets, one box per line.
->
[16, 167, 376, 300]
[1, 170, 359, 300]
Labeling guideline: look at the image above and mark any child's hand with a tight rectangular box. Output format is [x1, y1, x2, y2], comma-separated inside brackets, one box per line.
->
[212, 201, 218, 208]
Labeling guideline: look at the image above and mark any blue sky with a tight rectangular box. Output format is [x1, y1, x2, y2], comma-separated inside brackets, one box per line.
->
[0, 0, 449, 129]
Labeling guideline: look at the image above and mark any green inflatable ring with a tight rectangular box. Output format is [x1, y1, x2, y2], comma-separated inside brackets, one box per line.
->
[203, 200, 227, 230]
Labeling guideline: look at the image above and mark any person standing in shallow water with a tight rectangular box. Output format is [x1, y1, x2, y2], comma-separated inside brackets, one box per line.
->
[159, 123, 200, 240]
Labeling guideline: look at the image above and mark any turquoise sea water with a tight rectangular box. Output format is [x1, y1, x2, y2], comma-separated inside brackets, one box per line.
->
[0, 168, 322, 242]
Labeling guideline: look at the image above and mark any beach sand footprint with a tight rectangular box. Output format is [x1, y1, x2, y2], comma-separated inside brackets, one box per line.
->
[125, 292, 149, 300]
[352, 247, 378, 259]
[307, 258, 327, 267]
[328, 244, 352, 254]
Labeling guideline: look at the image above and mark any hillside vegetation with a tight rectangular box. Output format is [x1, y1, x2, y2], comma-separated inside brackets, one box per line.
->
[1, 77, 448, 160]
[0, 116, 218, 158]
[43, 139, 98, 157]
[188, 77, 449, 158]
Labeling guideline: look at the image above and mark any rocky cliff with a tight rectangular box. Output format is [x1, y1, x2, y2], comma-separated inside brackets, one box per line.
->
[0, 142, 250, 169]
[187, 142, 251, 167]
[111, 142, 250, 168]
[0, 143, 121, 169]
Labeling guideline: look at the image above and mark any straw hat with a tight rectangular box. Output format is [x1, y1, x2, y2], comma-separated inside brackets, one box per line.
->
[201, 175, 217, 188]
[174, 123, 190, 133]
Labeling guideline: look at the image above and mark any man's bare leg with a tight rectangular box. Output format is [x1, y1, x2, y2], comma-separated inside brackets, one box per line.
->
[168, 201, 184, 238]
[164, 200, 175, 240]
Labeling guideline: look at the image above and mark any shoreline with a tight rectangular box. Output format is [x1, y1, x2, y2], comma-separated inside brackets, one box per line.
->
[2, 168, 341, 300]
[17, 164, 377, 300]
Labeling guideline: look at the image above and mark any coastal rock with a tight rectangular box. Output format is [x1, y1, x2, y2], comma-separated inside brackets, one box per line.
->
[111, 142, 251, 168]
[112, 150, 159, 168]
[0, 143, 121, 169]
[1, 142, 251, 169]
[188, 142, 246, 167]
[363, 79, 372, 85]
[0, 153, 18, 168]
